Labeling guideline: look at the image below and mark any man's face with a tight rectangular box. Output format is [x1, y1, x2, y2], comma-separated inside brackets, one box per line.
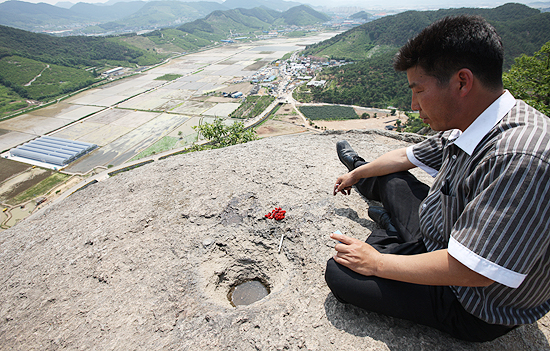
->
[406, 66, 459, 131]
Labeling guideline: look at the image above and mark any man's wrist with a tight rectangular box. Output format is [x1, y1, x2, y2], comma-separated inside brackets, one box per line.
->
[374, 252, 388, 278]
[349, 165, 366, 181]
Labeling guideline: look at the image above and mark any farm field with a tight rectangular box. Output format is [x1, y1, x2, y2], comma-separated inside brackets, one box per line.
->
[230, 95, 275, 118]
[8, 172, 70, 206]
[298, 105, 358, 120]
[0, 32, 343, 230]
[0, 158, 31, 183]
[256, 103, 308, 138]
[0, 167, 52, 204]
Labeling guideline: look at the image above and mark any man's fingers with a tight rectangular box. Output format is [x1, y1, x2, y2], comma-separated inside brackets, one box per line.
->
[333, 183, 352, 196]
[331, 231, 354, 245]
[333, 183, 340, 196]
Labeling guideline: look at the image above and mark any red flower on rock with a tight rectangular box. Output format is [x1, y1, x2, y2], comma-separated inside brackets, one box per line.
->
[265, 207, 286, 221]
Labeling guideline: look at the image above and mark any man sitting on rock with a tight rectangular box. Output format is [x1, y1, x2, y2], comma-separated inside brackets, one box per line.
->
[326, 15, 550, 342]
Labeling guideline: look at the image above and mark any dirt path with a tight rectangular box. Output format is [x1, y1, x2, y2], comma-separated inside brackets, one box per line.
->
[24, 64, 49, 87]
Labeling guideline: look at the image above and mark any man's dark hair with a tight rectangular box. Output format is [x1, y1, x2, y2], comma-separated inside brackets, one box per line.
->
[394, 15, 504, 90]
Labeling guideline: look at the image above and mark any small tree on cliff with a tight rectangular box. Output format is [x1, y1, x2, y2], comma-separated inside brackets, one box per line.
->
[193, 117, 257, 150]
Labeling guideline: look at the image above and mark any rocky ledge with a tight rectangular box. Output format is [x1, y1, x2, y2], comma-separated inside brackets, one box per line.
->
[1, 130, 549, 350]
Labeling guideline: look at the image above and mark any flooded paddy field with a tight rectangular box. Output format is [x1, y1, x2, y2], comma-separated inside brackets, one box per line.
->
[0, 103, 105, 152]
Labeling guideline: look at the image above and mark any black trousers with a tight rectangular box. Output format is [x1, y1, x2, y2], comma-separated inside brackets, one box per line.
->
[325, 164, 515, 342]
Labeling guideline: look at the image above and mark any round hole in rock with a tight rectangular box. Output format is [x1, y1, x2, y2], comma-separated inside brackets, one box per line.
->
[201, 237, 293, 307]
[229, 279, 270, 307]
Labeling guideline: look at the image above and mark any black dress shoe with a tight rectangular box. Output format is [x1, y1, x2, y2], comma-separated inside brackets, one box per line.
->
[368, 206, 397, 232]
[336, 140, 365, 171]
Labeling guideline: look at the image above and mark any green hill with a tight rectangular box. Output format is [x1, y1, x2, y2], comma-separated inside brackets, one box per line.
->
[298, 3, 550, 112]
[0, 25, 161, 67]
[0, 24, 165, 113]
[0, 55, 96, 100]
[280, 5, 331, 26]
[303, 3, 548, 67]
[350, 11, 373, 20]
[177, 5, 328, 36]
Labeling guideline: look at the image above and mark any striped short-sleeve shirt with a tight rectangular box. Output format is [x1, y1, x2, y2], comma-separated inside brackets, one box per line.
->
[407, 91, 550, 326]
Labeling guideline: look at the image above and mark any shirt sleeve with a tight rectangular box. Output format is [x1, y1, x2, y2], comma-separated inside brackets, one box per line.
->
[448, 153, 550, 288]
[407, 131, 452, 177]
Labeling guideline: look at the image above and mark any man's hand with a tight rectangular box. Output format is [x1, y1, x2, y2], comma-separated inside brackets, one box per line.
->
[333, 172, 358, 196]
[331, 231, 381, 276]
[330, 232, 495, 287]
[333, 147, 415, 196]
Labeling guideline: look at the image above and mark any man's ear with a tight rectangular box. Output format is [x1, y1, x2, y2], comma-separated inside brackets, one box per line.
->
[456, 68, 474, 96]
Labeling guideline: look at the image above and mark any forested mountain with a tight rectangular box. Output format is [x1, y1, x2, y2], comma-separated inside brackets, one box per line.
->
[0, 0, 228, 34]
[175, 5, 328, 38]
[280, 5, 331, 25]
[0, 0, 87, 31]
[298, 3, 550, 112]
[301, 49, 410, 110]
[304, 3, 549, 67]
[0, 24, 165, 105]
[87, 1, 227, 35]
[0, 25, 159, 67]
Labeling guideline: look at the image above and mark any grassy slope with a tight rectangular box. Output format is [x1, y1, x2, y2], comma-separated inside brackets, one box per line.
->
[0, 84, 27, 118]
[0, 55, 96, 100]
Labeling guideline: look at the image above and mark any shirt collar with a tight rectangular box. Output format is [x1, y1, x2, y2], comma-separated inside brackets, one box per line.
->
[453, 90, 517, 155]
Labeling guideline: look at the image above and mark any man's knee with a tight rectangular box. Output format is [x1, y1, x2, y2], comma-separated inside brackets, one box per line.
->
[325, 258, 348, 304]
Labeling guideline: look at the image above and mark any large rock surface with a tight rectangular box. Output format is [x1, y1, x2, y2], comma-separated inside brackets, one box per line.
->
[1, 130, 549, 350]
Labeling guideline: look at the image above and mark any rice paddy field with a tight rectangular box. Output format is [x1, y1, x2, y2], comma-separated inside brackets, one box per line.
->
[0, 33, 339, 230]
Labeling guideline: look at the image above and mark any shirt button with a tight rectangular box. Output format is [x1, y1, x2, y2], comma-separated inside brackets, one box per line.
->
[452, 155, 457, 160]
[421, 204, 427, 209]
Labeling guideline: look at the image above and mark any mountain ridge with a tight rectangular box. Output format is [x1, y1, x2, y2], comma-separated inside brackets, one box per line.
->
[303, 3, 549, 65]
[0, 0, 228, 33]
[175, 4, 329, 37]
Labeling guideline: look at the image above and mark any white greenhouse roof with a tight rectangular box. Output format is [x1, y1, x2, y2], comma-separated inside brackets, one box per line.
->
[9, 136, 97, 169]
